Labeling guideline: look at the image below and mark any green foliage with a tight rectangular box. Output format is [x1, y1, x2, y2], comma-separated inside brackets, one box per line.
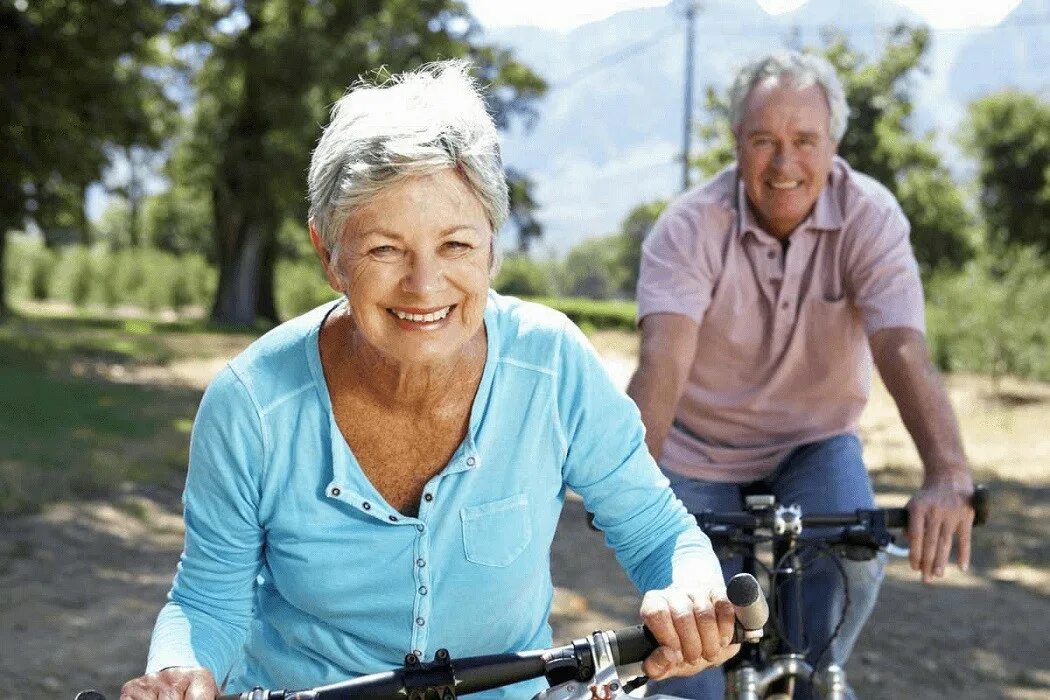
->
[171, 0, 546, 323]
[926, 247, 1050, 382]
[493, 254, 557, 297]
[691, 26, 976, 274]
[694, 87, 735, 177]
[528, 297, 637, 332]
[4, 240, 217, 313]
[961, 91, 1050, 255]
[141, 184, 215, 257]
[506, 170, 544, 253]
[1, 0, 179, 311]
[552, 200, 667, 302]
[560, 237, 627, 300]
[0, 312, 254, 514]
[55, 247, 96, 306]
[275, 260, 340, 319]
[825, 26, 977, 272]
[615, 200, 667, 297]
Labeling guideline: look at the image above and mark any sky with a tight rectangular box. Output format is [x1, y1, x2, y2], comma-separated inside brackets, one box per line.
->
[466, 0, 1025, 31]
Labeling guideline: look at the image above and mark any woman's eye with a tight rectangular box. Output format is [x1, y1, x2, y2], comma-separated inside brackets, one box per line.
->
[369, 245, 399, 257]
[443, 241, 473, 253]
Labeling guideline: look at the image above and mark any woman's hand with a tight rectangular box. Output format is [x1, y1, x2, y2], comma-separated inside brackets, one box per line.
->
[120, 666, 218, 699]
[639, 584, 740, 680]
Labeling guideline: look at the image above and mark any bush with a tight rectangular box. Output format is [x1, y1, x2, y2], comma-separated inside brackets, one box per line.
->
[53, 246, 95, 306]
[527, 296, 637, 332]
[276, 260, 339, 318]
[28, 245, 56, 301]
[493, 254, 556, 297]
[4, 236, 56, 302]
[926, 246, 1050, 382]
[1, 243, 217, 314]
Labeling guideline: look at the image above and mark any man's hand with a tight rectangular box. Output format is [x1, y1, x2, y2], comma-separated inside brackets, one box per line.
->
[638, 584, 740, 680]
[870, 327, 976, 584]
[906, 477, 975, 584]
[120, 666, 218, 700]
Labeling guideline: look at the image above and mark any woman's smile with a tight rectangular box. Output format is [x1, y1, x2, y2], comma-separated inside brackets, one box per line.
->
[387, 303, 457, 329]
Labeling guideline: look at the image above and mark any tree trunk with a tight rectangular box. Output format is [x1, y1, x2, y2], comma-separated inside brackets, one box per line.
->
[0, 229, 9, 318]
[76, 183, 91, 246]
[210, 219, 278, 326]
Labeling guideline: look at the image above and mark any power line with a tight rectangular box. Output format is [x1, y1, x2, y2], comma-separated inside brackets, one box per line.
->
[540, 11, 1050, 95]
[547, 23, 680, 90]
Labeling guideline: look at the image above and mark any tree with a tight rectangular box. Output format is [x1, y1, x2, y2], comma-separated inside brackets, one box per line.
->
[506, 169, 543, 254]
[561, 237, 626, 300]
[615, 200, 667, 297]
[141, 184, 214, 256]
[961, 91, 1050, 254]
[0, 0, 178, 315]
[692, 26, 975, 274]
[172, 0, 546, 325]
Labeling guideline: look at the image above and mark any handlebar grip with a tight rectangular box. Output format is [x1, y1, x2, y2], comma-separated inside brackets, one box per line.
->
[972, 483, 989, 526]
[884, 507, 909, 529]
[884, 483, 990, 530]
[726, 573, 768, 633]
[609, 624, 659, 666]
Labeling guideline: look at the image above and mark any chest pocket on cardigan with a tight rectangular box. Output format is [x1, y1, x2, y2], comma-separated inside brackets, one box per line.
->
[461, 493, 532, 567]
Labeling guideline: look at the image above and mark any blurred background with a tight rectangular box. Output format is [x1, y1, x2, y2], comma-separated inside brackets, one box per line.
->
[1, 1, 1048, 698]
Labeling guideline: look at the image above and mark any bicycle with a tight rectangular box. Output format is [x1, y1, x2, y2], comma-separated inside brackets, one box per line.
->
[74, 489, 987, 700]
[74, 571, 766, 700]
[687, 484, 990, 700]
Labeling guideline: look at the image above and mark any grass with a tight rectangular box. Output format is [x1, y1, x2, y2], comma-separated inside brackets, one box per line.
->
[0, 307, 257, 515]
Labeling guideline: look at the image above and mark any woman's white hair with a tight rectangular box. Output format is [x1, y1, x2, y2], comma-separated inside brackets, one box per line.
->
[728, 51, 849, 142]
[307, 59, 508, 264]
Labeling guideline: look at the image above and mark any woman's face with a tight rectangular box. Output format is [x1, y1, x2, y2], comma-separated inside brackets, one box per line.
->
[321, 169, 493, 368]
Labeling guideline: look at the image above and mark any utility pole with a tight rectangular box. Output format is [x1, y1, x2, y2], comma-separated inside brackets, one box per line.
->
[679, 0, 700, 192]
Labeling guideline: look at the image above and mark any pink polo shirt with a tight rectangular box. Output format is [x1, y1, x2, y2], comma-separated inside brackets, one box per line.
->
[637, 157, 925, 482]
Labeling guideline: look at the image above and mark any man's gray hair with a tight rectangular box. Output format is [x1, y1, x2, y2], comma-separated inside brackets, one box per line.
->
[728, 51, 848, 142]
[308, 60, 509, 260]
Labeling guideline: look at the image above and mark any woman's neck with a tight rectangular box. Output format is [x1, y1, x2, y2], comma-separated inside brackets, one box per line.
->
[320, 309, 487, 413]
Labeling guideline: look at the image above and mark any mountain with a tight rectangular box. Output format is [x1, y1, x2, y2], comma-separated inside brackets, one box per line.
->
[484, 0, 1046, 255]
[948, 0, 1050, 103]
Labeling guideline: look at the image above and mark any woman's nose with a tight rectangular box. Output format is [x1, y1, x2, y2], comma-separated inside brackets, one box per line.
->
[401, 253, 446, 295]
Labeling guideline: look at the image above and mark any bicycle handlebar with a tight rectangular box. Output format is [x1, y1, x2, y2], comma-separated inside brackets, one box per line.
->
[695, 484, 989, 532]
[210, 625, 661, 699]
[75, 629, 658, 700]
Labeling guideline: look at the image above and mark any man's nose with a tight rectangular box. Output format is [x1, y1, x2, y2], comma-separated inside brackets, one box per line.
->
[771, 144, 793, 169]
[772, 143, 789, 167]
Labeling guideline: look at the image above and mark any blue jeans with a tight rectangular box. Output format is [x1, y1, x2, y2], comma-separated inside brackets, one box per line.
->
[645, 434, 885, 700]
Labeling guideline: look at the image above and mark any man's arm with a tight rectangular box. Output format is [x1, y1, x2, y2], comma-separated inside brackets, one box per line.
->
[627, 313, 702, 461]
[869, 326, 975, 584]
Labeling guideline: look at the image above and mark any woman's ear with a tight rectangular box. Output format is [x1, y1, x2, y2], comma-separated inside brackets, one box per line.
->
[309, 220, 343, 292]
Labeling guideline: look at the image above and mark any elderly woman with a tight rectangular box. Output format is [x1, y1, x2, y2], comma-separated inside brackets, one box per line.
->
[120, 61, 735, 700]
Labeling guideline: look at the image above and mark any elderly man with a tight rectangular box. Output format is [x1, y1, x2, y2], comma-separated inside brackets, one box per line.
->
[630, 52, 976, 699]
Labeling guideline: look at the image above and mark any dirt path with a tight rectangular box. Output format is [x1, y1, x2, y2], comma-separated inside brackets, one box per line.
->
[2, 348, 1048, 699]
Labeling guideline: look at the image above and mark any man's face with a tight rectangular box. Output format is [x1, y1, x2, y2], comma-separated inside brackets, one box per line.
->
[735, 78, 838, 238]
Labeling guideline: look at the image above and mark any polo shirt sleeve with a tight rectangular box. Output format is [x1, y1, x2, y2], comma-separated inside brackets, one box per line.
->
[846, 202, 926, 335]
[636, 205, 721, 324]
[147, 365, 265, 680]
[553, 319, 720, 594]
